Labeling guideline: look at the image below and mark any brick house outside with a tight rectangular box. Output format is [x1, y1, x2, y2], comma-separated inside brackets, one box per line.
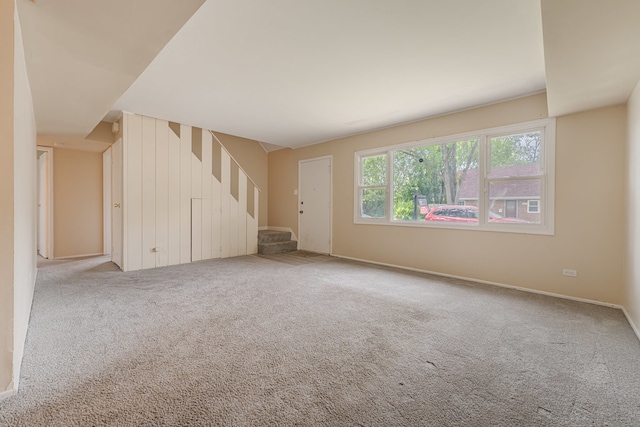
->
[457, 164, 541, 223]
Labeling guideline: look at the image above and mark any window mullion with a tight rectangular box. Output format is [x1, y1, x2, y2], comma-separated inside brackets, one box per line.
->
[387, 149, 393, 221]
[487, 175, 543, 183]
[478, 134, 488, 225]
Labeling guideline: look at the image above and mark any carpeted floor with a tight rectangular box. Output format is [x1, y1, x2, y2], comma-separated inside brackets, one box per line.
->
[1, 253, 639, 426]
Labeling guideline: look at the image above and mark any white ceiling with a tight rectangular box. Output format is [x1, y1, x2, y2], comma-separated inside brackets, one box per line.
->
[17, 0, 640, 150]
[112, 0, 546, 147]
[17, 0, 205, 136]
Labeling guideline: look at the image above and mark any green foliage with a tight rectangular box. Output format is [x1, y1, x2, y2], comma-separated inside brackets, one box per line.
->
[362, 155, 386, 185]
[393, 198, 418, 221]
[361, 188, 385, 218]
[490, 132, 540, 168]
[393, 139, 478, 219]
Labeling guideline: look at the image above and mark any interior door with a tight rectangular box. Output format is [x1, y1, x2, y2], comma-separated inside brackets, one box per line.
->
[111, 138, 123, 269]
[299, 157, 331, 254]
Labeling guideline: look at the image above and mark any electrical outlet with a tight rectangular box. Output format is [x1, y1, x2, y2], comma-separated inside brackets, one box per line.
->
[562, 269, 577, 277]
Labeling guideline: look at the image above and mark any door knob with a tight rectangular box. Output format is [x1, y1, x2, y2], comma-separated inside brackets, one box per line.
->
[114, 203, 120, 208]
[299, 210, 303, 214]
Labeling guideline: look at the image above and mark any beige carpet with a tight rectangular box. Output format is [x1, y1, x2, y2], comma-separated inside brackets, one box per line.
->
[1, 253, 639, 426]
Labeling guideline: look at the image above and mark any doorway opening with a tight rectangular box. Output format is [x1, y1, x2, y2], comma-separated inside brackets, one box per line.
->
[37, 146, 53, 259]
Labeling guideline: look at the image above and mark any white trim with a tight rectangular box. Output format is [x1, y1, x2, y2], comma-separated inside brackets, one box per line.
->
[103, 147, 112, 255]
[262, 226, 298, 242]
[53, 253, 105, 260]
[332, 253, 625, 310]
[622, 307, 640, 343]
[122, 115, 129, 272]
[354, 152, 389, 222]
[36, 146, 53, 259]
[0, 388, 16, 401]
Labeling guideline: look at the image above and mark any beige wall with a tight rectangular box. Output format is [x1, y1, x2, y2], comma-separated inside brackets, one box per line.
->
[626, 81, 640, 334]
[214, 132, 268, 227]
[0, 0, 15, 395]
[86, 120, 116, 144]
[52, 148, 104, 258]
[269, 93, 627, 305]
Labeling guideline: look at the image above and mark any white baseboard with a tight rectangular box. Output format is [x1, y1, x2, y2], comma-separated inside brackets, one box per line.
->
[0, 387, 16, 401]
[53, 253, 106, 260]
[621, 307, 640, 343]
[261, 226, 298, 242]
[332, 254, 625, 311]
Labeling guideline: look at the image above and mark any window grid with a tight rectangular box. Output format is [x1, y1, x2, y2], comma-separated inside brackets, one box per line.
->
[354, 118, 555, 235]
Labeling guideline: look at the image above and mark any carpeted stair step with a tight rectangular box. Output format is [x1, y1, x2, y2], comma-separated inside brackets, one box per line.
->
[258, 230, 297, 254]
[258, 230, 292, 244]
[258, 240, 298, 255]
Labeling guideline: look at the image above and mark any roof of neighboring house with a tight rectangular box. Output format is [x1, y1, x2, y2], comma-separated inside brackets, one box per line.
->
[458, 164, 540, 200]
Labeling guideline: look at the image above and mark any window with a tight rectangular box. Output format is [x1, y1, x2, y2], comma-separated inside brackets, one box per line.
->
[358, 154, 387, 218]
[355, 118, 555, 234]
[393, 138, 478, 221]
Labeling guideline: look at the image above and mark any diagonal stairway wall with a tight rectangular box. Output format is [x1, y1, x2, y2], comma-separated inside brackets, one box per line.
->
[117, 113, 259, 272]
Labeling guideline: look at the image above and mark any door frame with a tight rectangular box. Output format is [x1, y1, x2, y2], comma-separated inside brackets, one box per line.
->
[297, 155, 333, 254]
[36, 146, 54, 259]
[111, 138, 124, 269]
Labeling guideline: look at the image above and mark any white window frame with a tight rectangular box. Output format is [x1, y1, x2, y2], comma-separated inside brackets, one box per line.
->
[354, 118, 555, 235]
[527, 200, 540, 213]
[356, 153, 389, 220]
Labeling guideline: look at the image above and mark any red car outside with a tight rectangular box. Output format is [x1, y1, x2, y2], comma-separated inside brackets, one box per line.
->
[424, 205, 528, 223]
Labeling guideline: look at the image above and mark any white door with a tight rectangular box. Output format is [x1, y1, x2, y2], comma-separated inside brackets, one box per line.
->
[299, 156, 331, 254]
[111, 139, 123, 269]
[37, 151, 49, 258]
[103, 147, 112, 256]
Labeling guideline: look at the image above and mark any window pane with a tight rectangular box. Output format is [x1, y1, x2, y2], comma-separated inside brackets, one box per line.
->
[361, 188, 386, 218]
[362, 155, 386, 186]
[488, 179, 541, 224]
[393, 139, 479, 221]
[490, 131, 541, 178]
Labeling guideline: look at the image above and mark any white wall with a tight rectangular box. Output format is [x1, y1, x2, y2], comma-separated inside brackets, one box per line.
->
[0, 2, 37, 397]
[12, 2, 37, 390]
[120, 113, 258, 272]
[626, 81, 640, 336]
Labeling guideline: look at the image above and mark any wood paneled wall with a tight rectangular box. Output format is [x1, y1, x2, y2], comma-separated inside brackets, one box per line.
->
[120, 113, 259, 272]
